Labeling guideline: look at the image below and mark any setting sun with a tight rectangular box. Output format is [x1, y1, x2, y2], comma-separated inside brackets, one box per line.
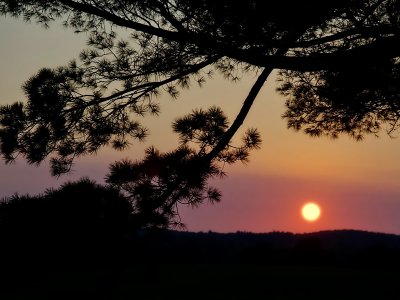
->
[301, 203, 321, 222]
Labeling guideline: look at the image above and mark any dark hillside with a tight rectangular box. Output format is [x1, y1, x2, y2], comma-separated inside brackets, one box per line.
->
[1, 226, 400, 299]
[134, 229, 400, 267]
[1, 187, 400, 299]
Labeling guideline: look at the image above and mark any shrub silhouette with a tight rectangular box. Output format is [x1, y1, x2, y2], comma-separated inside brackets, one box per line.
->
[0, 178, 132, 269]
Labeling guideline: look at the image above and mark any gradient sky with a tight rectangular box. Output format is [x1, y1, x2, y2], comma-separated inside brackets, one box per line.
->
[1, 16, 400, 234]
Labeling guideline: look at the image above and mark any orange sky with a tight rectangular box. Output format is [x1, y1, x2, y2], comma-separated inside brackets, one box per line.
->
[1, 17, 400, 234]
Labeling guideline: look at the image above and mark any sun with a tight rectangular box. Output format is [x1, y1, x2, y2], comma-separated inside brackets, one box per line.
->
[301, 202, 321, 222]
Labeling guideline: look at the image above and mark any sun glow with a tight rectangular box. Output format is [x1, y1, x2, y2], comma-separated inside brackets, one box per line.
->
[301, 202, 321, 222]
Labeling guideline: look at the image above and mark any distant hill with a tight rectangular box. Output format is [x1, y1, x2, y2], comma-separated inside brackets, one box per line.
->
[2, 187, 399, 298]
[2, 228, 400, 299]
[134, 229, 400, 267]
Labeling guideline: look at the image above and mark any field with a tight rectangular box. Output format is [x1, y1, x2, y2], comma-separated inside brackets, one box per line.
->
[2, 263, 399, 299]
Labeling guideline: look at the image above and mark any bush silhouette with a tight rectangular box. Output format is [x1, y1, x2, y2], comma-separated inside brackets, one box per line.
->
[0, 178, 132, 269]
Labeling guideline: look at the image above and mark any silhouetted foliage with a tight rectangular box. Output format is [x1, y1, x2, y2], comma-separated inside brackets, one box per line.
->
[278, 61, 400, 140]
[0, 178, 132, 257]
[106, 106, 261, 228]
[0, 109, 260, 237]
[1, 0, 399, 175]
[0, 178, 136, 296]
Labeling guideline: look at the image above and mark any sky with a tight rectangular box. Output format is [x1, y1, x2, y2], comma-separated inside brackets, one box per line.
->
[1, 16, 400, 234]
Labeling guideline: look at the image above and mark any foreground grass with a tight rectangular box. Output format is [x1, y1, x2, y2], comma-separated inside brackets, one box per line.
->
[2, 264, 399, 299]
